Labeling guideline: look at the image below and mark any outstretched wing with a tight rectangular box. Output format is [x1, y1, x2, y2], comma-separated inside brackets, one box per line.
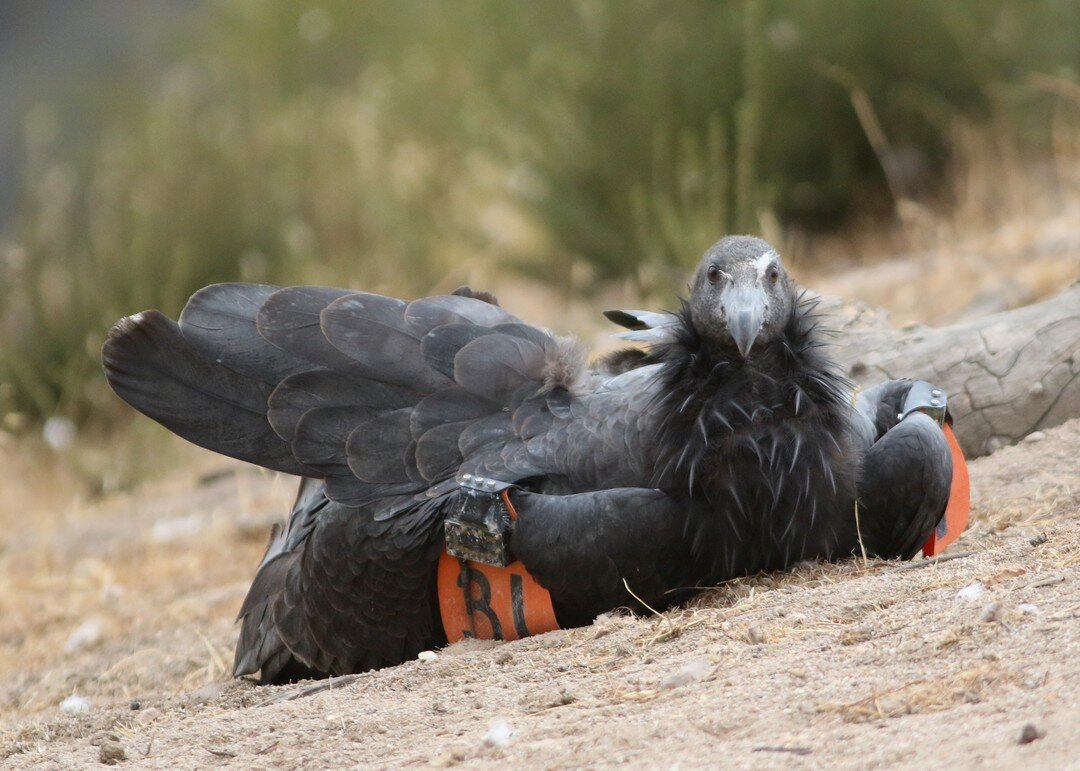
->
[103, 283, 661, 517]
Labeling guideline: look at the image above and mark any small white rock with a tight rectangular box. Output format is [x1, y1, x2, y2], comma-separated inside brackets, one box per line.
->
[660, 658, 712, 689]
[417, 650, 438, 662]
[980, 602, 1002, 623]
[1018, 603, 1040, 616]
[1023, 431, 1046, 443]
[135, 707, 162, 725]
[955, 582, 987, 602]
[59, 694, 91, 714]
[482, 718, 512, 747]
[64, 619, 104, 653]
[184, 682, 225, 705]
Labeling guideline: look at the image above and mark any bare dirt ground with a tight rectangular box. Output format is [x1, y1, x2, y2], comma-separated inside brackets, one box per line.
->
[0, 411, 1078, 768]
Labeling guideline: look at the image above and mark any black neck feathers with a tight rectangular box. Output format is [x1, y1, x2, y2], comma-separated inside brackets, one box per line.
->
[647, 292, 858, 580]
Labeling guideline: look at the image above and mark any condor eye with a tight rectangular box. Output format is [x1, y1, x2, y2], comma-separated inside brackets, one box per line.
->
[707, 264, 720, 283]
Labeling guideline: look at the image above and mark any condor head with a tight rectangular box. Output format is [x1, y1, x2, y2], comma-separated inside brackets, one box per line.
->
[689, 236, 796, 359]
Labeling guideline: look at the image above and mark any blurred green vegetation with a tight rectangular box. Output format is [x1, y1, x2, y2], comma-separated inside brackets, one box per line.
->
[1, 0, 1078, 428]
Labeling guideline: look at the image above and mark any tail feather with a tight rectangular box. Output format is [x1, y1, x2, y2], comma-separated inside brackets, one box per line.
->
[233, 551, 324, 683]
[234, 478, 328, 683]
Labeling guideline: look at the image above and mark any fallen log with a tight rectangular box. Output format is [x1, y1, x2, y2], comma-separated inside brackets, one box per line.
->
[825, 284, 1080, 458]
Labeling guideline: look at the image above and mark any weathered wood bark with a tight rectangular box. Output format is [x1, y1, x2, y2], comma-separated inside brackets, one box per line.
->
[823, 284, 1080, 458]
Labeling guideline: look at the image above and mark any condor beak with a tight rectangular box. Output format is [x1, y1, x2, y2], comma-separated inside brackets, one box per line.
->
[720, 282, 766, 358]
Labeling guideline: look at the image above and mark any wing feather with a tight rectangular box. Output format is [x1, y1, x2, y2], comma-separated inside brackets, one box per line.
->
[179, 283, 310, 384]
[321, 292, 453, 392]
[103, 311, 306, 474]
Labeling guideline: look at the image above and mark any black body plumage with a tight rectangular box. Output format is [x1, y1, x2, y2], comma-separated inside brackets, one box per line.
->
[102, 237, 953, 683]
[642, 295, 859, 583]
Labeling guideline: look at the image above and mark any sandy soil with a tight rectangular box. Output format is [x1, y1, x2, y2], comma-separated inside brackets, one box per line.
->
[0, 404, 1077, 768]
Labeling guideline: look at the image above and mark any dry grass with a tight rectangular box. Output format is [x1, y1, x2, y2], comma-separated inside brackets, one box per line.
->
[797, 118, 1080, 326]
[818, 664, 1012, 723]
[470, 120, 1080, 354]
[0, 439, 294, 723]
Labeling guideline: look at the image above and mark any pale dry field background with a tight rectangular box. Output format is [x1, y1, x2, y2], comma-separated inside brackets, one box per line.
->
[0, 185, 1078, 767]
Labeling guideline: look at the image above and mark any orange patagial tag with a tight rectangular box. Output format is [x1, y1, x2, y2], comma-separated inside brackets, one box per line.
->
[922, 422, 970, 556]
[438, 553, 560, 643]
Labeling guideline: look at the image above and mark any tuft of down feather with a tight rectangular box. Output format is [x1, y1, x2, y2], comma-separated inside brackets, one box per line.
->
[542, 336, 587, 394]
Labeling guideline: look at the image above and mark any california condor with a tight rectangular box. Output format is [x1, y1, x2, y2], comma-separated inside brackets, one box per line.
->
[102, 236, 957, 683]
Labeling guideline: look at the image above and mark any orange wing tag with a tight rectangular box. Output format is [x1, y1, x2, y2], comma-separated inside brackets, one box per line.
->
[922, 422, 971, 556]
[438, 553, 560, 643]
[439, 486, 560, 642]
